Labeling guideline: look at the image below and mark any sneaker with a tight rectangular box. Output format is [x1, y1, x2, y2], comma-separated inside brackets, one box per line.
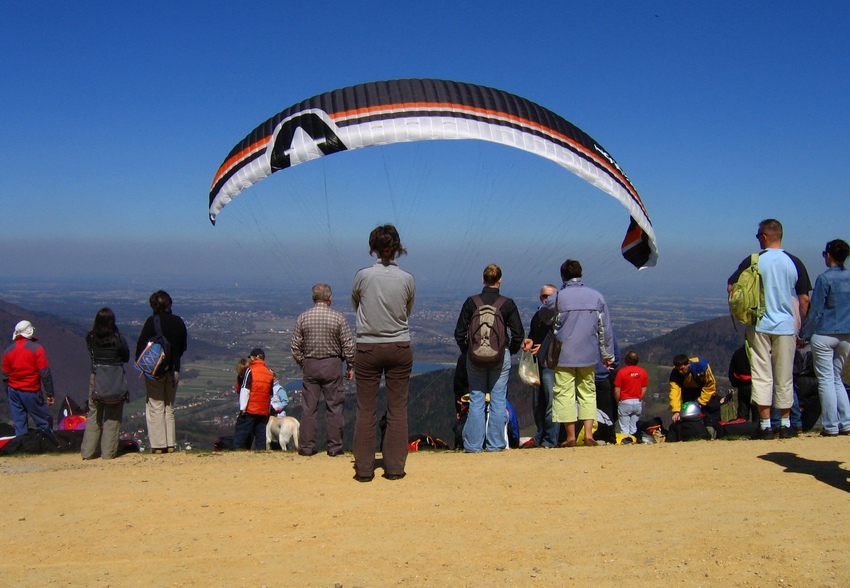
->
[820, 430, 839, 437]
[758, 427, 777, 440]
[779, 426, 798, 439]
[520, 438, 536, 448]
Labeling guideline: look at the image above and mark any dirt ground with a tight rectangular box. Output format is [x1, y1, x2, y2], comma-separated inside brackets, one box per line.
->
[2, 434, 849, 587]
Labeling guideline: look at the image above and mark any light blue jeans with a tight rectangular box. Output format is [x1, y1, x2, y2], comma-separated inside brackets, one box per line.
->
[810, 333, 850, 434]
[533, 368, 561, 447]
[463, 353, 511, 452]
[617, 399, 642, 435]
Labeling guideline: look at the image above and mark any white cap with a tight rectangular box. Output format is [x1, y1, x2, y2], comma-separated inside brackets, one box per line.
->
[13, 320, 35, 340]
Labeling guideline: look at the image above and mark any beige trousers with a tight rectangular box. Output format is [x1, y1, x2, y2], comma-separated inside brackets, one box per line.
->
[746, 328, 795, 409]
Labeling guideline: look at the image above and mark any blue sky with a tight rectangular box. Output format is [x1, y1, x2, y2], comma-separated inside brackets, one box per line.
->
[2, 1, 848, 301]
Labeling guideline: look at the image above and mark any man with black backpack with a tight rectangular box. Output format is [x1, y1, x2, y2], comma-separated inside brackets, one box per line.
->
[135, 290, 188, 454]
[454, 264, 524, 452]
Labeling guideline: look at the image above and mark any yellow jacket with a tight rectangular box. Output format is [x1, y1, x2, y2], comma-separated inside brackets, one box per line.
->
[668, 357, 716, 413]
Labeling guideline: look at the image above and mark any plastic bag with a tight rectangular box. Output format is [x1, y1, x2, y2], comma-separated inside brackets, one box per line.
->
[518, 350, 541, 386]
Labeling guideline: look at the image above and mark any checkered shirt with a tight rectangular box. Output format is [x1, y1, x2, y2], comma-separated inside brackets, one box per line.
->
[290, 303, 355, 367]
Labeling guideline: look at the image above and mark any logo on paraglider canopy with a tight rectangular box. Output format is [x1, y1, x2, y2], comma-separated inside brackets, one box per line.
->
[269, 110, 348, 171]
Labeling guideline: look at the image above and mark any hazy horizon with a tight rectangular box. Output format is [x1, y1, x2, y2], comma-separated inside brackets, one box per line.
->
[0, 231, 802, 301]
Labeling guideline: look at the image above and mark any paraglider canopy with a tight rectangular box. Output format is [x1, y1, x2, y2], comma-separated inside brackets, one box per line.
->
[209, 78, 657, 268]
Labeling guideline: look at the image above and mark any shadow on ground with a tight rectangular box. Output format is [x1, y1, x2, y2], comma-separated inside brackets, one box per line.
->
[759, 451, 850, 493]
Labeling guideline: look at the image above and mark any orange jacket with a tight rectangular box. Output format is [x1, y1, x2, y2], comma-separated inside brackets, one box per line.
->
[244, 359, 274, 416]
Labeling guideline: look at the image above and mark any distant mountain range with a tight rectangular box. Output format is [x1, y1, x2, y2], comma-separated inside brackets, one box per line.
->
[628, 315, 745, 373]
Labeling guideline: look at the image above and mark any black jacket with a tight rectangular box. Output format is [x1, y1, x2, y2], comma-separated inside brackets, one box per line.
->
[135, 312, 188, 372]
[454, 286, 524, 355]
[87, 333, 130, 368]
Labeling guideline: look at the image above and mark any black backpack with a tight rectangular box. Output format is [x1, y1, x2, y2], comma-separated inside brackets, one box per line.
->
[467, 295, 508, 369]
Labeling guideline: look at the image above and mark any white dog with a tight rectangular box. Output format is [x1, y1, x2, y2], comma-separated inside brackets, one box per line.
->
[265, 416, 301, 451]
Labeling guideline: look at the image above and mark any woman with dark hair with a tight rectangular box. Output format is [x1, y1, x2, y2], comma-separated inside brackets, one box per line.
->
[81, 308, 130, 460]
[350, 224, 415, 481]
[135, 290, 188, 453]
[799, 239, 850, 436]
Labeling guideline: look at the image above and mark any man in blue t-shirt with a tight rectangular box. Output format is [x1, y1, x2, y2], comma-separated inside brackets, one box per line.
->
[728, 219, 811, 439]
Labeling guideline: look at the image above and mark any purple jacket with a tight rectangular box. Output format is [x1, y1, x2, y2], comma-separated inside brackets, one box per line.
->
[539, 279, 614, 368]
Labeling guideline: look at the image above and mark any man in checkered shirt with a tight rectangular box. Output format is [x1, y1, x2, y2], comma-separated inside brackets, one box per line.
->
[290, 283, 355, 456]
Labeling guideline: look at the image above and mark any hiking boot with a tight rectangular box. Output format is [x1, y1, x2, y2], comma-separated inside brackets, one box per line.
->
[758, 427, 777, 440]
[778, 426, 798, 439]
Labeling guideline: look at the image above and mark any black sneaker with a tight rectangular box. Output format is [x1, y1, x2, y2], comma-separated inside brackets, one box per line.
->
[779, 426, 798, 439]
[758, 427, 778, 440]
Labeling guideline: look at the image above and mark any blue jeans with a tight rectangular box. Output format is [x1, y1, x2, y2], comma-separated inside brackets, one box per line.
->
[770, 392, 802, 429]
[617, 399, 642, 435]
[6, 387, 55, 440]
[810, 333, 850, 434]
[233, 412, 269, 450]
[533, 368, 560, 447]
[463, 353, 511, 452]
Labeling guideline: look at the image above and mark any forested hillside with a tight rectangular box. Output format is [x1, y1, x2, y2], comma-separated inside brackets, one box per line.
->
[628, 315, 744, 372]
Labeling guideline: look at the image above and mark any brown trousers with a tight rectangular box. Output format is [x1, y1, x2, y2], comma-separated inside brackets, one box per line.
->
[300, 357, 345, 453]
[353, 342, 413, 478]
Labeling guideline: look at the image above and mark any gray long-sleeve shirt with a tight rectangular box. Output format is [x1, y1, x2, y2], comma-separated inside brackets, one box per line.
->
[351, 260, 415, 343]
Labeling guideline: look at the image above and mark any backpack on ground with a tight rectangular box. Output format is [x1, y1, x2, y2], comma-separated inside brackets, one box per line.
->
[467, 295, 508, 369]
[728, 253, 765, 326]
[716, 418, 759, 439]
[666, 420, 712, 442]
[135, 315, 172, 379]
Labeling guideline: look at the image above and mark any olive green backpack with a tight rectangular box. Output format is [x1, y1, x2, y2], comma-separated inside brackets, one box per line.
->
[728, 253, 765, 326]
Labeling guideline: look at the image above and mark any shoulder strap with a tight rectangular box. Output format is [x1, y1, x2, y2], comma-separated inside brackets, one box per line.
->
[153, 314, 163, 337]
[491, 296, 507, 311]
[550, 291, 561, 334]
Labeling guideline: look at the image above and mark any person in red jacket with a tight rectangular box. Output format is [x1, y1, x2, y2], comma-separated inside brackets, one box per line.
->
[233, 348, 275, 450]
[2, 320, 56, 441]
